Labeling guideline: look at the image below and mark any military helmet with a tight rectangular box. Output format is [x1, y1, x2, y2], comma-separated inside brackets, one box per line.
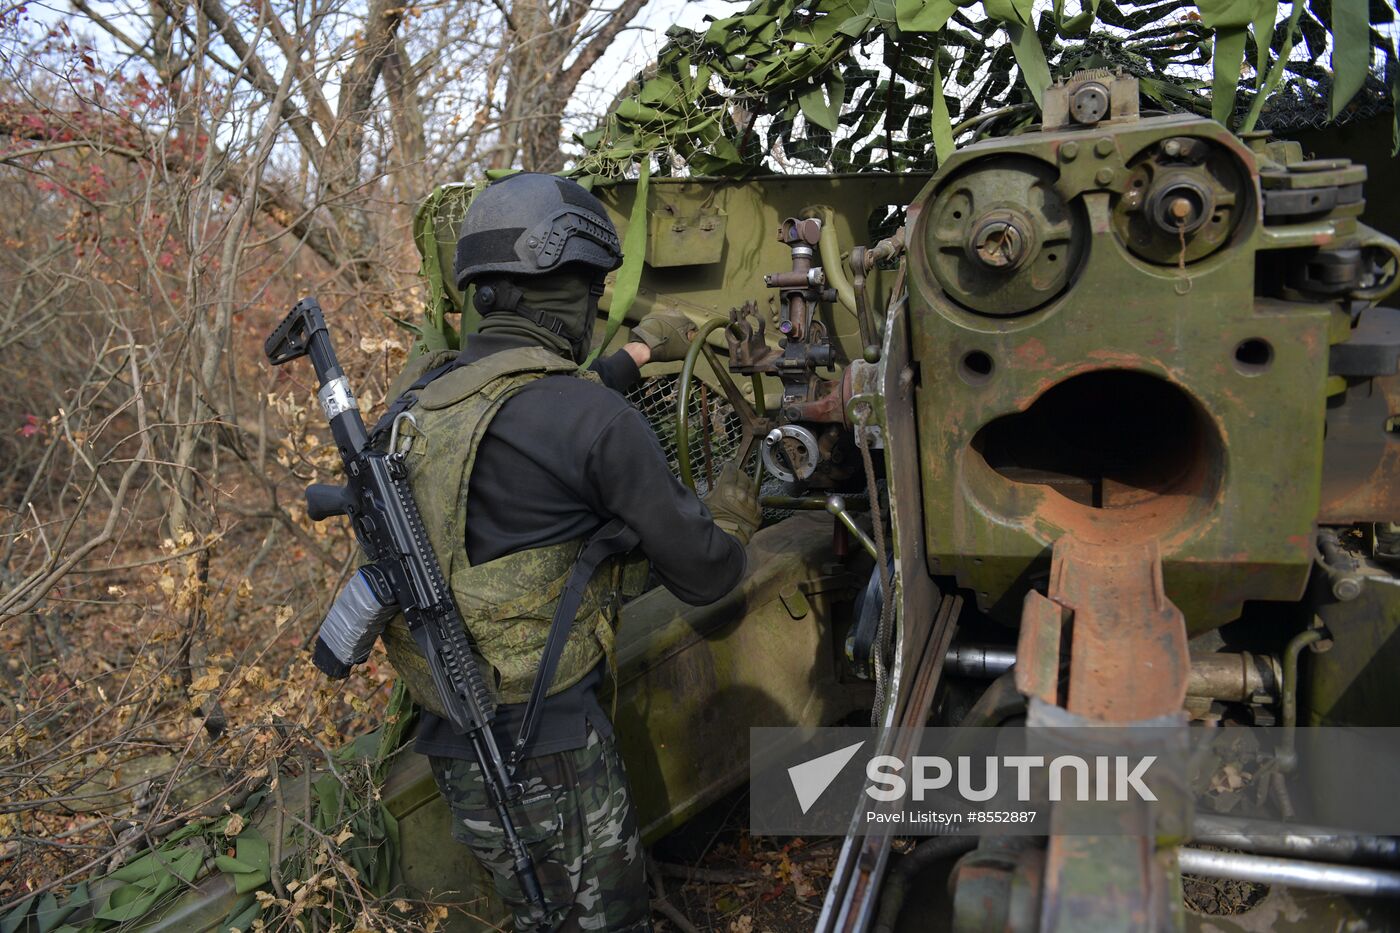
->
[453, 173, 622, 292]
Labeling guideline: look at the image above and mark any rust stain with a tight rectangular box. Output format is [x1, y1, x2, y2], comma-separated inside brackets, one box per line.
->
[1012, 337, 1051, 368]
[1017, 534, 1189, 721]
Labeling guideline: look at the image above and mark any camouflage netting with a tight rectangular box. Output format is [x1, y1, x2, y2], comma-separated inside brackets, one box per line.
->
[412, 1, 1398, 378]
[568, 0, 1399, 183]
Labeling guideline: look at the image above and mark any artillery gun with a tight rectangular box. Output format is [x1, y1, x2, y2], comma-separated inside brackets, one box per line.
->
[414, 68, 1400, 930]
[25, 59, 1400, 933]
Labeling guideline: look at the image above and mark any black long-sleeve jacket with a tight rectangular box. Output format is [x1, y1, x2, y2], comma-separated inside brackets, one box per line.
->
[415, 332, 746, 759]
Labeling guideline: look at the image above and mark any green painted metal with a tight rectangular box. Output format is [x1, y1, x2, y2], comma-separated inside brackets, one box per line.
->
[1306, 575, 1400, 728]
[675, 317, 732, 491]
[903, 112, 1368, 632]
[414, 173, 929, 369]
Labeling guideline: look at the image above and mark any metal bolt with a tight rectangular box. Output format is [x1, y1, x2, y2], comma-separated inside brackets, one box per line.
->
[1163, 138, 1183, 157]
[1095, 167, 1114, 185]
[1094, 137, 1115, 157]
[1060, 141, 1079, 162]
[1332, 575, 1363, 601]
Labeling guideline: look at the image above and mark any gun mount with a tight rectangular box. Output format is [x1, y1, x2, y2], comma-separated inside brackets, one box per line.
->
[907, 71, 1398, 636]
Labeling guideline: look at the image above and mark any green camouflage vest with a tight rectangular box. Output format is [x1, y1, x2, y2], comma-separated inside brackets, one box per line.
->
[376, 345, 626, 713]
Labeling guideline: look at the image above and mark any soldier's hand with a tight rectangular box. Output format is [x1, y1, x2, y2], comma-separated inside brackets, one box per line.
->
[630, 309, 697, 364]
[704, 462, 762, 546]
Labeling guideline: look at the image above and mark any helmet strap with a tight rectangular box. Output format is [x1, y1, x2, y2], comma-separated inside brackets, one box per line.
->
[475, 278, 571, 339]
[475, 276, 587, 360]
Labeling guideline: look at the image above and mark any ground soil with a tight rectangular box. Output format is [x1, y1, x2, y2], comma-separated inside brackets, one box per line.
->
[651, 787, 839, 933]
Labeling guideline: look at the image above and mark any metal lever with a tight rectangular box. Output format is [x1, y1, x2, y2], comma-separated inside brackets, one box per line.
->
[826, 494, 878, 561]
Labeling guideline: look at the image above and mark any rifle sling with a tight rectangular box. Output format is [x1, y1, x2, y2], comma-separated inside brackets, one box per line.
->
[511, 518, 639, 766]
[369, 359, 459, 445]
[374, 354, 640, 764]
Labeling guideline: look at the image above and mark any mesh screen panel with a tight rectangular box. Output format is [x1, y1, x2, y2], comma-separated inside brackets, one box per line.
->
[623, 374, 747, 497]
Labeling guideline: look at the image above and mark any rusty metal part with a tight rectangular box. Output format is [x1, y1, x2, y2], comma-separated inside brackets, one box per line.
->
[848, 228, 906, 365]
[768, 216, 833, 341]
[1016, 535, 1190, 721]
[766, 267, 829, 289]
[849, 246, 880, 363]
[1177, 848, 1400, 897]
[1037, 837, 1179, 932]
[969, 212, 1031, 269]
[789, 364, 853, 424]
[1009, 532, 1190, 933]
[763, 424, 820, 481]
[726, 299, 783, 375]
[950, 842, 1046, 933]
[862, 227, 906, 270]
[946, 643, 1280, 705]
[906, 103, 1394, 634]
[1186, 651, 1279, 704]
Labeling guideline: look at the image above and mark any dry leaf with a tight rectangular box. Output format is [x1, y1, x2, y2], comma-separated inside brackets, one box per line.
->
[791, 863, 818, 899]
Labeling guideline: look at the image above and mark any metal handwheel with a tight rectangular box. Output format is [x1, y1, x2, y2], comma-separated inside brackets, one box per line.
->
[674, 318, 768, 494]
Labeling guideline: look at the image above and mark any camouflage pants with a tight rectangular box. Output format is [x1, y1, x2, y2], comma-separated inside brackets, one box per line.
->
[428, 728, 651, 932]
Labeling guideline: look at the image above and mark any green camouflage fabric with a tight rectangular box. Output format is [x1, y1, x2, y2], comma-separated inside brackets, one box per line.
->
[375, 345, 629, 711]
[428, 728, 651, 932]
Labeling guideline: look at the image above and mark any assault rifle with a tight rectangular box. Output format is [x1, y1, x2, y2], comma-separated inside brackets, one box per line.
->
[264, 296, 548, 920]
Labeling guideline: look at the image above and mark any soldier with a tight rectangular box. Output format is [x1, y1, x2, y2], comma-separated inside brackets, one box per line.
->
[375, 172, 761, 932]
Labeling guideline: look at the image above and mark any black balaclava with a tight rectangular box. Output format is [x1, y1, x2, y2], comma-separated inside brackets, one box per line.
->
[474, 267, 605, 363]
